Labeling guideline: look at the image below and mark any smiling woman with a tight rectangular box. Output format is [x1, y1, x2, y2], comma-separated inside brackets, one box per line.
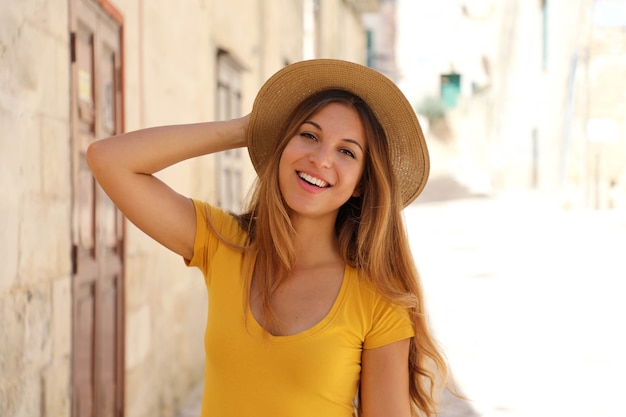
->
[87, 59, 448, 417]
[278, 99, 366, 222]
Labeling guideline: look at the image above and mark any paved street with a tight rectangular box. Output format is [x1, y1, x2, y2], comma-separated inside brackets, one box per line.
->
[406, 191, 626, 417]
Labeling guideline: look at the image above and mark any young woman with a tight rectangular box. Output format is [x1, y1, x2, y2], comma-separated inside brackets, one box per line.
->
[87, 59, 448, 417]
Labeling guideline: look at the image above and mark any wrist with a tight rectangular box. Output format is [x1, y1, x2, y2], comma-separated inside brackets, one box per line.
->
[237, 114, 250, 148]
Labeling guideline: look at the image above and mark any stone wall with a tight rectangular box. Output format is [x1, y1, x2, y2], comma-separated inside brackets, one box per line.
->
[0, 0, 73, 416]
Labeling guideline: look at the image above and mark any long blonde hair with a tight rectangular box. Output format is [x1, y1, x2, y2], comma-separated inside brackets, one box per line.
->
[234, 89, 448, 416]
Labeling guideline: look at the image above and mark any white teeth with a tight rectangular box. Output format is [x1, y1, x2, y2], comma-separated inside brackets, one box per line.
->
[298, 172, 328, 188]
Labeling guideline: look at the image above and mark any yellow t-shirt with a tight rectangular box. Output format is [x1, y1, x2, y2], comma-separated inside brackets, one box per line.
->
[186, 199, 414, 417]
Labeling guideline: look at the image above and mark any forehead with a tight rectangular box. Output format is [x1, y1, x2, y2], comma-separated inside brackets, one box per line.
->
[308, 102, 366, 141]
[308, 102, 364, 126]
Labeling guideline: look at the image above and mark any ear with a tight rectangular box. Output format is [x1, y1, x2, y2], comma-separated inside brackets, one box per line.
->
[351, 183, 362, 198]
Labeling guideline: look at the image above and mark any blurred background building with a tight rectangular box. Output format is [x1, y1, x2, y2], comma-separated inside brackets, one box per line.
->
[0, 1, 624, 417]
[397, 0, 626, 209]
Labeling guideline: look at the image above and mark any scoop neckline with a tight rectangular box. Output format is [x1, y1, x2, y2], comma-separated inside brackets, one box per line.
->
[246, 265, 352, 344]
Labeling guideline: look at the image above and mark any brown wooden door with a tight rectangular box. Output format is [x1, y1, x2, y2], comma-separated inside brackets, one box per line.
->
[70, 1, 124, 416]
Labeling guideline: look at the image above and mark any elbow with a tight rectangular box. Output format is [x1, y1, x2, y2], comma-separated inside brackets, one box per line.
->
[86, 139, 111, 175]
[85, 141, 96, 167]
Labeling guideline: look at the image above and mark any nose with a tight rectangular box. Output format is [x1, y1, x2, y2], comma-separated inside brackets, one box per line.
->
[309, 145, 332, 169]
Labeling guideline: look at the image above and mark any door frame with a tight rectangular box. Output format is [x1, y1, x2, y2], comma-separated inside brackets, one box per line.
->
[69, 0, 125, 415]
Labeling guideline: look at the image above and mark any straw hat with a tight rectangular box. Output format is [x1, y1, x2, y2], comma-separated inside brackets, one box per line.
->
[247, 59, 429, 207]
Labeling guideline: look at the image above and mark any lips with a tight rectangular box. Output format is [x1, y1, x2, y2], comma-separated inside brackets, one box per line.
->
[297, 171, 330, 188]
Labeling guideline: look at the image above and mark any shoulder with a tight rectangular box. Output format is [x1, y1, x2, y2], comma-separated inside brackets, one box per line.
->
[344, 266, 414, 349]
[343, 266, 410, 320]
[190, 199, 249, 245]
[345, 266, 392, 307]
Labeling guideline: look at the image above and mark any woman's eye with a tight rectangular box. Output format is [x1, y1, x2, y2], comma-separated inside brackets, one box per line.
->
[301, 132, 317, 141]
[340, 149, 356, 159]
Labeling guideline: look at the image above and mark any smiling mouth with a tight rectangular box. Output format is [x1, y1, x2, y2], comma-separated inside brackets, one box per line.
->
[297, 172, 330, 188]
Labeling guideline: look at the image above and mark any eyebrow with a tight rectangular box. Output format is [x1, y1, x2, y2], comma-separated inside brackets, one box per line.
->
[303, 120, 365, 153]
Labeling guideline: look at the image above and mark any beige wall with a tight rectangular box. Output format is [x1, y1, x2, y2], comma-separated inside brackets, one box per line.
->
[0, 1, 376, 416]
[471, 0, 582, 192]
[0, 0, 73, 415]
[585, 24, 626, 209]
[318, 0, 370, 62]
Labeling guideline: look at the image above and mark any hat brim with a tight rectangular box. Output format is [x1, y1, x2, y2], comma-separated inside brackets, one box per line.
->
[247, 59, 429, 207]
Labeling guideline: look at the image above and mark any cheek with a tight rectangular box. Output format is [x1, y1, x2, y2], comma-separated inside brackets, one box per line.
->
[351, 165, 367, 195]
[278, 144, 295, 170]
[350, 162, 366, 186]
[277, 152, 292, 194]
[279, 139, 299, 165]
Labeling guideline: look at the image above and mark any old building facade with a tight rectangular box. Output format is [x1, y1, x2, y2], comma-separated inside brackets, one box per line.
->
[397, 0, 626, 208]
[0, 1, 379, 416]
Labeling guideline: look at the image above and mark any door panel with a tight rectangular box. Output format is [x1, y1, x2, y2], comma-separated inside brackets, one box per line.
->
[98, 274, 118, 417]
[71, 1, 124, 416]
[75, 283, 96, 417]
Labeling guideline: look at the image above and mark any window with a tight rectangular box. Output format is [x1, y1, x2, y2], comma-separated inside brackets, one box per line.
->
[216, 50, 245, 212]
[440, 73, 461, 108]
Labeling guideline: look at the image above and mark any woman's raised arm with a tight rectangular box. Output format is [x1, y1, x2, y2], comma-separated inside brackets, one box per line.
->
[86, 116, 249, 260]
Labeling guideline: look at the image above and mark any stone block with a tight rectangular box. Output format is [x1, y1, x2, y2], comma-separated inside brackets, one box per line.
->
[0, 373, 42, 417]
[12, 372, 42, 417]
[126, 222, 162, 256]
[16, 112, 42, 196]
[52, 276, 71, 358]
[18, 198, 71, 281]
[125, 254, 151, 311]
[2, 9, 68, 121]
[23, 283, 53, 368]
[38, 38, 70, 120]
[125, 362, 159, 417]
[42, 357, 70, 417]
[0, 3, 21, 96]
[125, 304, 151, 370]
[0, 291, 26, 378]
[27, 0, 69, 41]
[0, 193, 19, 290]
[41, 115, 71, 200]
[0, 379, 20, 417]
[4, 19, 39, 100]
[0, 0, 55, 37]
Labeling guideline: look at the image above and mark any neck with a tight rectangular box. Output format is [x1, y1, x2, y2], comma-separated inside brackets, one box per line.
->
[290, 214, 342, 269]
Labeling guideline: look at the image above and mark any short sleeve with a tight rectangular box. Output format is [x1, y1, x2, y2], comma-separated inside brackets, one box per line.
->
[363, 296, 414, 350]
[184, 199, 244, 276]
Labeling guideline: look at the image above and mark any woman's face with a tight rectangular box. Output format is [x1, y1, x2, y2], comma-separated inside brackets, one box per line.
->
[278, 102, 367, 222]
